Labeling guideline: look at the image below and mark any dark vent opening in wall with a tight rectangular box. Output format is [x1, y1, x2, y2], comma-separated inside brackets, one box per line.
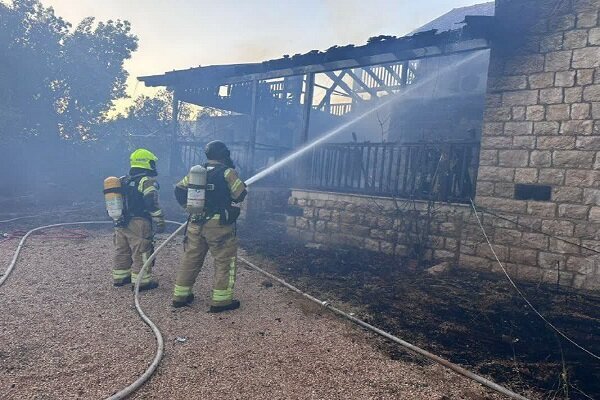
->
[514, 184, 552, 201]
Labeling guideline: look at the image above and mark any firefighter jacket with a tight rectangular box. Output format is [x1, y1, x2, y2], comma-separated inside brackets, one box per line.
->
[175, 161, 247, 219]
[121, 168, 163, 222]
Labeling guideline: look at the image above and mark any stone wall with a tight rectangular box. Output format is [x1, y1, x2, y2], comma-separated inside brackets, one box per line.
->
[282, 1, 600, 291]
[475, 0, 600, 290]
[287, 189, 600, 290]
[287, 189, 470, 263]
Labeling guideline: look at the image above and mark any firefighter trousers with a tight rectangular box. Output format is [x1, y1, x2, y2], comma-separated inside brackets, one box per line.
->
[113, 217, 155, 286]
[173, 217, 238, 307]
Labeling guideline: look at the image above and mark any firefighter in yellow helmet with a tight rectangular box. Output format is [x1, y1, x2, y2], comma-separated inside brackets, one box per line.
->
[112, 148, 165, 290]
[172, 141, 247, 312]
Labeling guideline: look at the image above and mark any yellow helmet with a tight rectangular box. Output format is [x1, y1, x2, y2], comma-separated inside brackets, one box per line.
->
[130, 148, 158, 171]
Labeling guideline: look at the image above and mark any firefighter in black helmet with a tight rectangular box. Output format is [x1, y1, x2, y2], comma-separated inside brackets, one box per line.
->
[172, 141, 247, 311]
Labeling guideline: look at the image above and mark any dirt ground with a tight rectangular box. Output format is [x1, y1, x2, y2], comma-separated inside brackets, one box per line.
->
[238, 222, 600, 400]
[0, 224, 516, 400]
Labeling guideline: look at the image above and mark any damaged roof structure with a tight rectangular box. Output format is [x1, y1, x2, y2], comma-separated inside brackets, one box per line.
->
[138, 3, 495, 204]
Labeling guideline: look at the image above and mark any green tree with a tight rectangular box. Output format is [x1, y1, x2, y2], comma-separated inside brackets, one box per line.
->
[0, 0, 138, 142]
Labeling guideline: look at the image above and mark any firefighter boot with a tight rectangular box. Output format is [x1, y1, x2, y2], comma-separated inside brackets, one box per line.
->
[172, 294, 195, 308]
[209, 299, 240, 313]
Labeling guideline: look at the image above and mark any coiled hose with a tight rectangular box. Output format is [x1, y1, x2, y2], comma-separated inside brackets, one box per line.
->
[1, 219, 529, 400]
[0, 219, 186, 400]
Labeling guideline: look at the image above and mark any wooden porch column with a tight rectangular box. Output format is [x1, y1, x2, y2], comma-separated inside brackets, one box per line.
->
[169, 90, 180, 176]
[300, 73, 315, 144]
[298, 73, 315, 184]
[247, 79, 259, 177]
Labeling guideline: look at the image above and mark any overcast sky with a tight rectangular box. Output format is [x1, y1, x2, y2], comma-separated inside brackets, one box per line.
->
[41, 0, 487, 98]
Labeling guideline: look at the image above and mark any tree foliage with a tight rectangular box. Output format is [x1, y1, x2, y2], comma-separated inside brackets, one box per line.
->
[0, 0, 138, 142]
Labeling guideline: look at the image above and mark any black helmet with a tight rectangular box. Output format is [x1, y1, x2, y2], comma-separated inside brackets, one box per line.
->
[205, 140, 231, 161]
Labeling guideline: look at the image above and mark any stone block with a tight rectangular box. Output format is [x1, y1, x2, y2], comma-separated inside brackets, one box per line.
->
[546, 104, 571, 121]
[566, 256, 595, 274]
[527, 201, 557, 218]
[286, 216, 296, 227]
[577, 12, 598, 28]
[538, 168, 565, 185]
[540, 33, 564, 52]
[526, 105, 545, 121]
[583, 84, 600, 101]
[529, 151, 552, 167]
[459, 254, 493, 271]
[545, 50, 572, 71]
[566, 169, 600, 186]
[589, 206, 600, 222]
[537, 136, 576, 150]
[576, 69, 595, 85]
[303, 208, 315, 218]
[548, 235, 580, 254]
[477, 166, 515, 182]
[534, 121, 560, 135]
[479, 150, 498, 166]
[591, 27, 600, 45]
[514, 168, 538, 183]
[558, 204, 590, 219]
[489, 76, 528, 91]
[548, 13, 576, 31]
[573, 47, 600, 68]
[484, 107, 512, 122]
[512, 106, 526, 121]
[564, 86, 583, 102]
[571, 103, 590, 119]
[528, 72, 555, 89]
[505, 54, 545, 74]
[553, 186, 583, 202]
[552, 150, 595, 168]
[539, 87, 564, 104]
[579, 136, 600, 150]
[475, 241, 509, 260]
[476, 181, 495, 196]
[560, 120, 594, 135]
[513, 136, 536, 149]
[542, 219, 574, 236]
[563, 30, 589, 49]
[592, 102, 600, 119]
[477, 196, 527, 213]
[494, 228, 523, 246]
[481, 136, 513, 149]
[583, 188, 600, 204]
[482, 122, 505, 136]
[518, 216, 543, 230]
[495, 182, 515, 198]
[522, 232, 549, 250]
[340, 212, 359, 224]
[504, 122, 533, 136]
[486, 93, 503, 107]
[502, 90, 539, 106]
[510, 248, 539, 265]
[539, 251, 567, 269]
[498, 150, 529, 167]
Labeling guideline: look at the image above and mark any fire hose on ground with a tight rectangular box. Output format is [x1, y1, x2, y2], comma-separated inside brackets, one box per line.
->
[0, 217, 531, 400]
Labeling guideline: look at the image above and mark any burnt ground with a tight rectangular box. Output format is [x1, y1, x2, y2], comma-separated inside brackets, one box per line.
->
[238, 219, 600, 400]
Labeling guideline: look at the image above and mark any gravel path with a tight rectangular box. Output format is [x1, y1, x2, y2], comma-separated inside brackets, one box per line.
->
[0, 227, 507, 399]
